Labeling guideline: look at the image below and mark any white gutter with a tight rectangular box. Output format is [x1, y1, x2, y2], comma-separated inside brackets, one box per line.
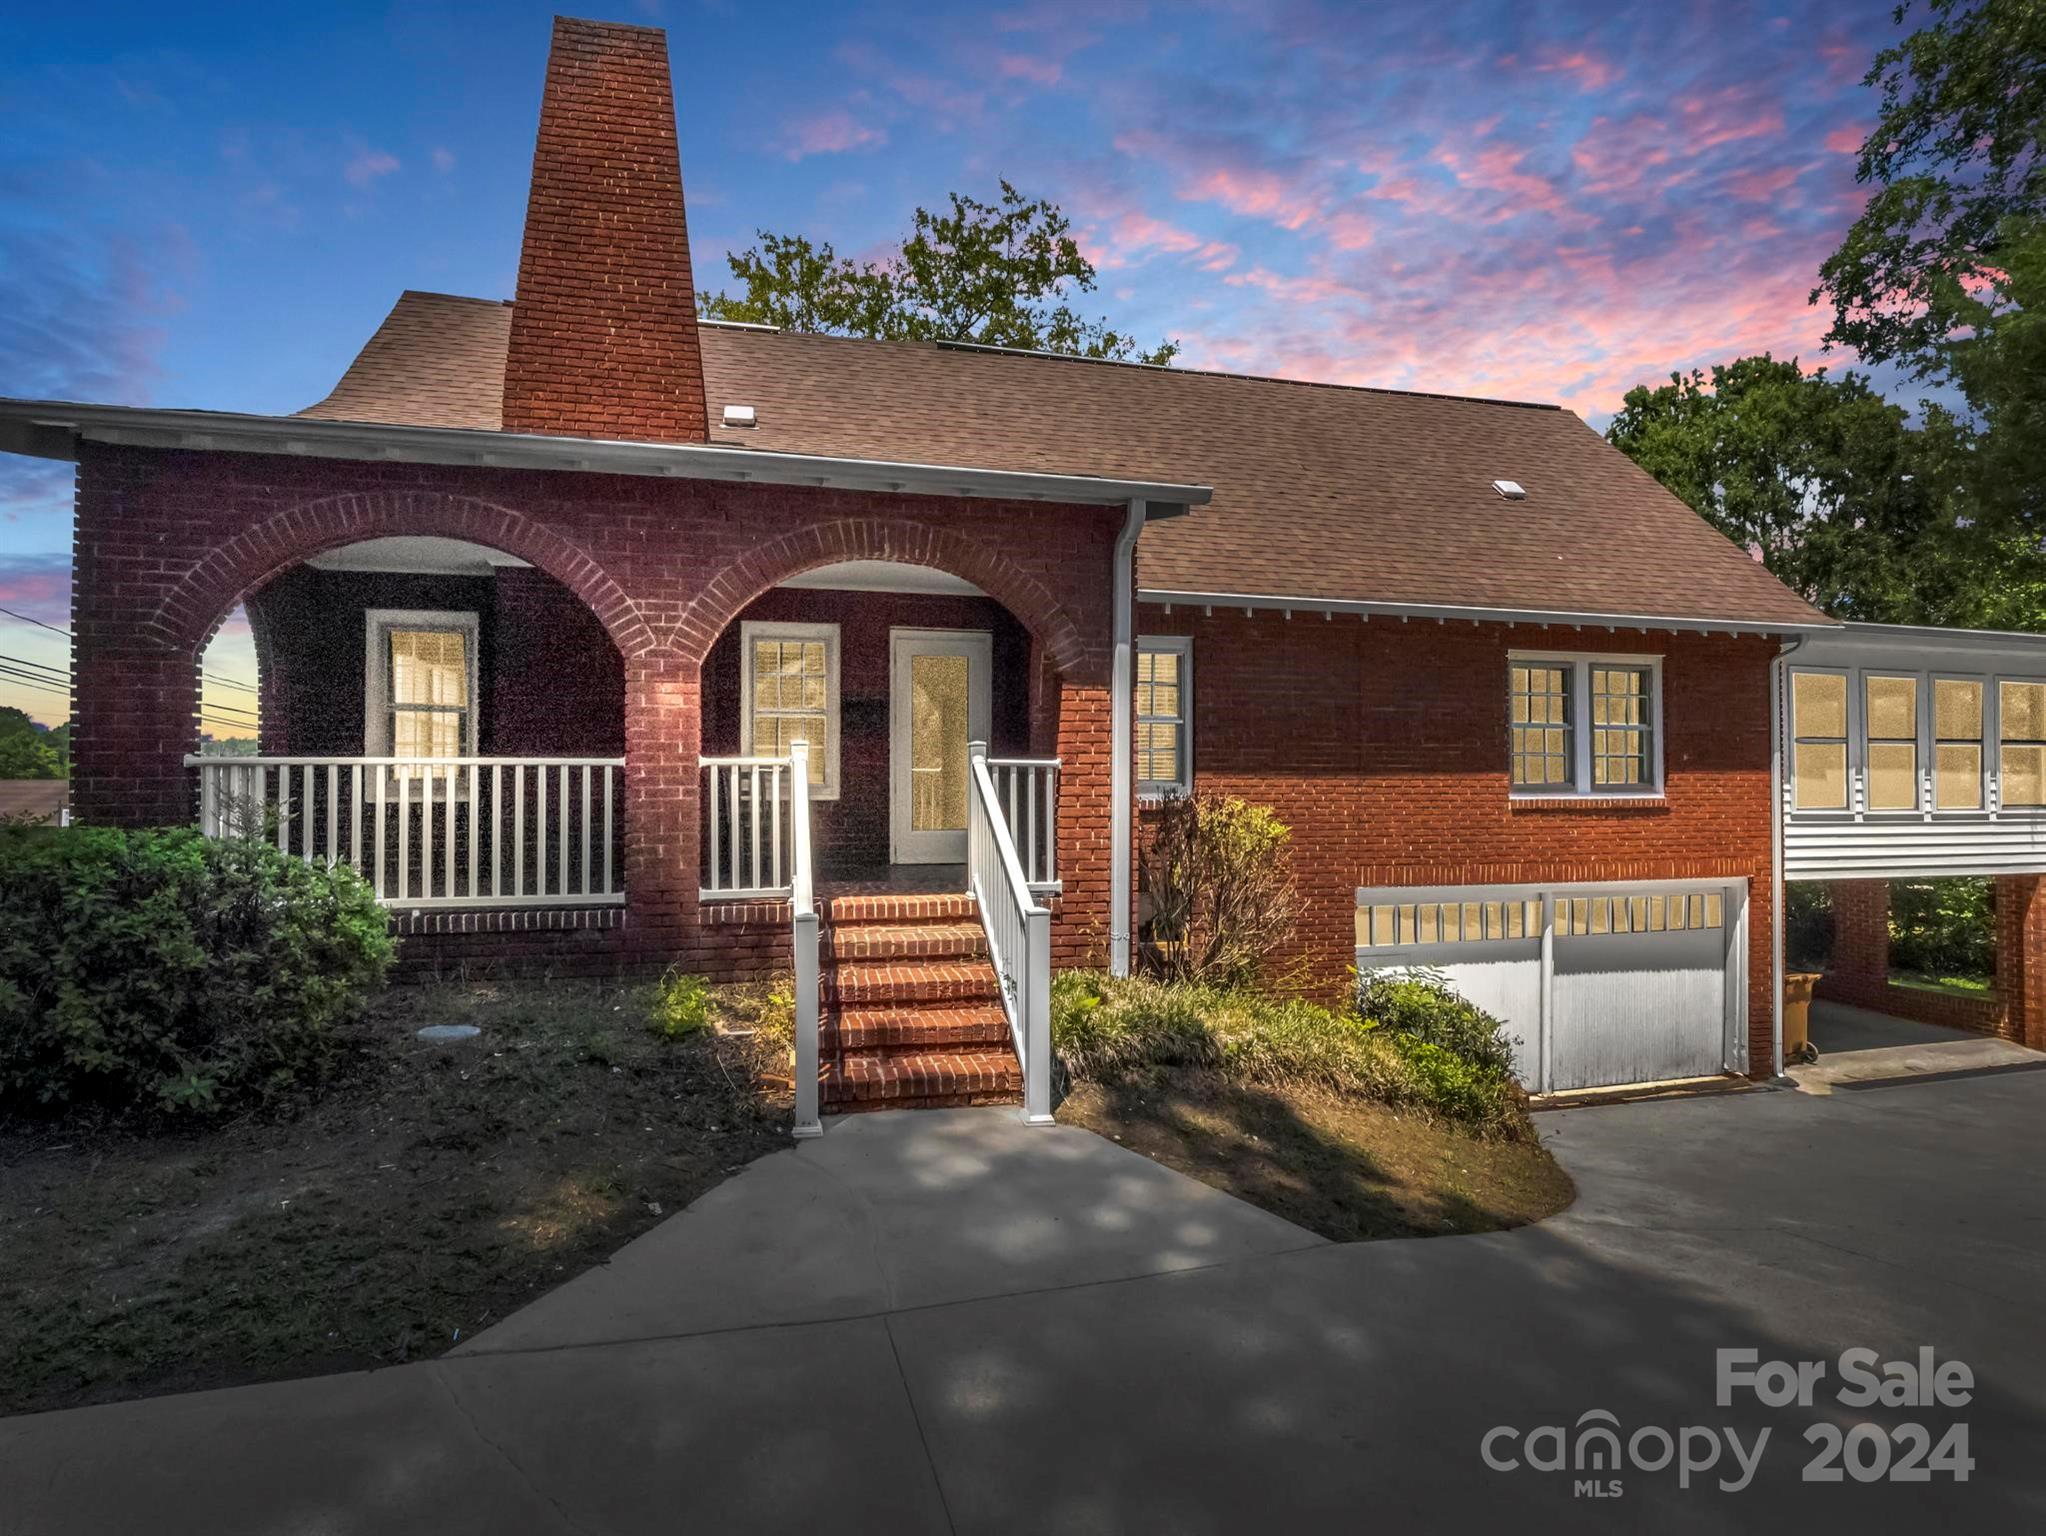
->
[1769, 634, 1808, 1078]
[1110, 499, 1146, 976]
[1140, 588, 1839, 639]
[0, 398, 1214, 511]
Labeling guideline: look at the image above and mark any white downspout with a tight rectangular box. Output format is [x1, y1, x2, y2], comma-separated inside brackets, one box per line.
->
[1769, 634, 1807, 1078]
[1110, 498, 1146, 976]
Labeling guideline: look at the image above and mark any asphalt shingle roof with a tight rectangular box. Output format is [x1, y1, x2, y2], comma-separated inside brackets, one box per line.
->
[299, 290, 1824, 628]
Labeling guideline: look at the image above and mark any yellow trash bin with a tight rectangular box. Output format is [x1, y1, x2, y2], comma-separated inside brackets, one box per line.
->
[1783, 972, 1822, 1065]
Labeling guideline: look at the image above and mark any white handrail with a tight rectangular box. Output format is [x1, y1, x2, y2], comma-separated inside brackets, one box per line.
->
[985, 756, 1061, 892]
[788, 740, 822, 1139]
[967, 740, 1053, 1125]
[185, 754, 624, 910]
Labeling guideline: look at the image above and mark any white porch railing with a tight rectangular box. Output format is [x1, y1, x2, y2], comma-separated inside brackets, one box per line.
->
[699, 756, 797, 900]
[985, 756, 1060, 893]
[187, 755, 625, 909]
[788, 741, 822, 1139]
[968, 740, 1054, 1124]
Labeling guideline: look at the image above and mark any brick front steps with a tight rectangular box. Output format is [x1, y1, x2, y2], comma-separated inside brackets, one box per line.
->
[818, 894, 1021, 1112]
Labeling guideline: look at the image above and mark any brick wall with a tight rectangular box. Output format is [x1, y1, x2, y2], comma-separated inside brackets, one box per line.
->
[69, 443, 1119, 981]
[501, 18, 707, 443]
[1138, 606, 1779, 1071]
[491, 566, 626, 756]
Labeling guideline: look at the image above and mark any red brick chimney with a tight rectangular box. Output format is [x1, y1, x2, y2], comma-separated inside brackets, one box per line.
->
[501, 16, 708, 442]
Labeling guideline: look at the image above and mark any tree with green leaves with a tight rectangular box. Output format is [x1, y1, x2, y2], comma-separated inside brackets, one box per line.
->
[1815, 0, 2046, 375]
[0, 707, 63, 779]
[1606, 354, 2046, 626]
[703, 181, 1179, 365]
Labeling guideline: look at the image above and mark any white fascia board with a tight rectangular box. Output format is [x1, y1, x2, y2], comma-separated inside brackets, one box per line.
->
[0, 398, 1213, 511]
[1138, 587, 1841, 638]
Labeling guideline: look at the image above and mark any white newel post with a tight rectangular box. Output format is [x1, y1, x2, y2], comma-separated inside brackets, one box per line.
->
[789, 738, 823, 1139]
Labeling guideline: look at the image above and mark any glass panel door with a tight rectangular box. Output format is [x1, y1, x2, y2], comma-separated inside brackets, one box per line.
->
[889, 630, 992, 865]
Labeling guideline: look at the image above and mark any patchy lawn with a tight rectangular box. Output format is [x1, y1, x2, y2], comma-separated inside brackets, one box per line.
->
[1889, 969, 1993, 998]
[0, 978, 791, 1417]
[1060, 1069, 1574, 1241]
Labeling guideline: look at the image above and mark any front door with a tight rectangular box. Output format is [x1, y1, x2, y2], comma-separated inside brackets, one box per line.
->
[889, 629, 992, 865]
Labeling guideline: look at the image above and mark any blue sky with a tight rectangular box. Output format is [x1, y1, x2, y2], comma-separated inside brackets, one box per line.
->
[0, 0, 1906, 724]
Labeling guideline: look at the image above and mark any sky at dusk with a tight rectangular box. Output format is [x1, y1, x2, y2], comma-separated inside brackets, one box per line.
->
[0, 0, 1909, 725]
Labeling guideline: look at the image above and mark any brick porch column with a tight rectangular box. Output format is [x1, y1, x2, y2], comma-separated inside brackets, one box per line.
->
[621, 651, 700, 965]
[1050, 676, 1114, 970]
[1995, 875, 2046, 1049]
[1821, 878, 1891, 1011]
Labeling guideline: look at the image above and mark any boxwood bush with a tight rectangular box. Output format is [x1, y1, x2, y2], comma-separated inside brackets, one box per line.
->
[0, 826, 394, 1114]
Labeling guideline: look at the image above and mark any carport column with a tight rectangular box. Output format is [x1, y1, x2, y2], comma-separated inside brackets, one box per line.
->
[1820, 879, 1891, 1012]
[1994, 876, 2046, 1049]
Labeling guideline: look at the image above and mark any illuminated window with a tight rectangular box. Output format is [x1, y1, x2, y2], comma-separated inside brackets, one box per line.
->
[1864, 675, 1919, 811]
[1933, 679, 1983, 811]
[1790, 672, 1847, 810]
[741, 622, 840, 797]
[2001, 680, 2046, 809]
[1509, 663, 1572, 789]
[1136, 636, 1193, 796]
[1510, 655, 1661, 796]
[366, 610, 478, 770]
[1590, 666, 1653, 788]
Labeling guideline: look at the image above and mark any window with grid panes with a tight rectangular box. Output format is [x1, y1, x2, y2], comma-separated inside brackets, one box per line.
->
[2001, 680, 2046, 809]
[1864, 675, 1920, 811]
[741, 622, 840, 796]
[1509, 662, 1572, 789]
[1136, 637, 1192, 795]
[1589, 666, 1653, 788]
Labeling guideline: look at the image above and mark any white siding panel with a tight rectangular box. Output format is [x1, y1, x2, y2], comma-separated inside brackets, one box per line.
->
[1550, 928, 1727, 1090]
[1785, 815, 2046, 879]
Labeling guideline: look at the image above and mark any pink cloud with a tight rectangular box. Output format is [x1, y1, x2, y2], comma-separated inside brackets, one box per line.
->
[1083, 210, 1240, 272]
[343, 148, 399, 187]
[1726, 164, 1801, 201]
[1824, 124, 1866, 155]
[430, 146, 457, 174]
[1532, 47, 1619, 92]
[778, 110, 886, 161]
[996, 53, 1063, 87]
[1675, 88, 1786, 150]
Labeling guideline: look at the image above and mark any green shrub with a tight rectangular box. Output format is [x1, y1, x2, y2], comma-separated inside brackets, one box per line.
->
[1890, 877, 1993, 980]
[645, 969, 714, 1040]
[1050, 969, 1530, 1139]
[1358, 969, 1519, 1079]
[0, 826, 394, 1115]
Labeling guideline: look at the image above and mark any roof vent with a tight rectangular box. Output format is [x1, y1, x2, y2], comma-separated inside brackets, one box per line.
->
[722, 404, 758, 429]
[1492, 479, 1526, 500]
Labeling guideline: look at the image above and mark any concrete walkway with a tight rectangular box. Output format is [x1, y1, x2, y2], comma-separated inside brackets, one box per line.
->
[6, 1083, 2046, 1533]
[1792, 999, 2046, 1093]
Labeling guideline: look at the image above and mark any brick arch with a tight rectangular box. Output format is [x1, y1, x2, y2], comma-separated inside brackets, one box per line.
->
[673, 517, 1091, 673]
[150, 490, 658, 660]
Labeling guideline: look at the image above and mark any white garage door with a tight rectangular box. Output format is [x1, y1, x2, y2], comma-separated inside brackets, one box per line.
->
[1355, 881, 1746, 1092]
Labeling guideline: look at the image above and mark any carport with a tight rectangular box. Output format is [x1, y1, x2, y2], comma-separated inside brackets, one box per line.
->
[1778, 621, 2046, 1063]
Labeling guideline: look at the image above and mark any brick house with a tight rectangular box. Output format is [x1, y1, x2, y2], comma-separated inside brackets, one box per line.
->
[8, 17, 2037, 1128]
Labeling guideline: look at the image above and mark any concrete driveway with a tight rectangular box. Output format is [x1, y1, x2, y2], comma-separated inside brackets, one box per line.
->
[5, 1073, 2045, 1533]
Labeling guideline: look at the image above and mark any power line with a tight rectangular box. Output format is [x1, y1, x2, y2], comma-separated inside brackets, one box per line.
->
[0, 607, 261, 693]
[0, 651, 68, 681]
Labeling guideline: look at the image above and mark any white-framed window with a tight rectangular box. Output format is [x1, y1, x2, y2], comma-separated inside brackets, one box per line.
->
[2000, 678, 2046, 809]
[365, 610, 479, 768]
[1789, 669, 1849, 811]
[1933, 676, 1985, 811]
[1508, 652, 1662, 797]
[740, 621, 841, 798]
[1136, 635, 1193, 797]
[1862, 673, 1921, 812]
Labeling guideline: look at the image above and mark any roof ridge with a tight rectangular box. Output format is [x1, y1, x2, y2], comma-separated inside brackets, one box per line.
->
[398, 289, 512, 308]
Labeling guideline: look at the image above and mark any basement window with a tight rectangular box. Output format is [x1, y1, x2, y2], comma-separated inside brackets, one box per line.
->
[1509, 653, 1662, 798]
